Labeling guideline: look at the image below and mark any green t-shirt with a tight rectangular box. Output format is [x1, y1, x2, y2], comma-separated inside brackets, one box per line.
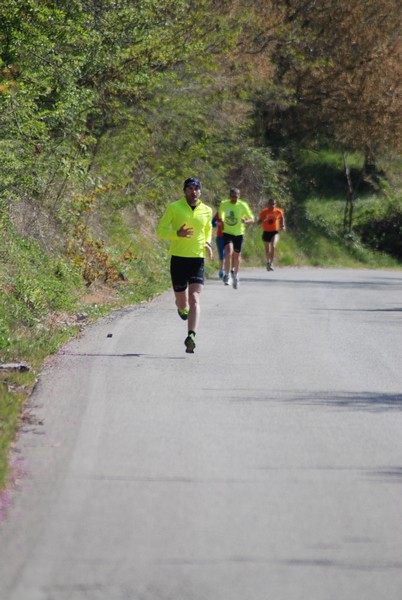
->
[157, 197, 213, 257]
[219, 199, 254, 236]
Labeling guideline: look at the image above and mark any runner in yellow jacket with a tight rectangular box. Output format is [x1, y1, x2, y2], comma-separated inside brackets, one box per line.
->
[157, 177, 213, 353]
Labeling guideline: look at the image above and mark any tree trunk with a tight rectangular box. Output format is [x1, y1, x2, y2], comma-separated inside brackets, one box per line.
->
[343, 153, 355, 234]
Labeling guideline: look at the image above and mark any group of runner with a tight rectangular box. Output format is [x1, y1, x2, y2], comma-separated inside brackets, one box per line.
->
[157, 177, 286, 353]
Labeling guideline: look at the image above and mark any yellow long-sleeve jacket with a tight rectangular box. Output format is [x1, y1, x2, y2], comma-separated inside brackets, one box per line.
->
[157, 197, 213, 258]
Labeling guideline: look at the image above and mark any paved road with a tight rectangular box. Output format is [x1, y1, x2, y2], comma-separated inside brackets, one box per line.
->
[1, 267, 402, 600]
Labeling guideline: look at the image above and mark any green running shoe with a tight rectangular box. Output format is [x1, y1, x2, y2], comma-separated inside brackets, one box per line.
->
[184, 332, 196, 353]
[178, 308, 189, 320]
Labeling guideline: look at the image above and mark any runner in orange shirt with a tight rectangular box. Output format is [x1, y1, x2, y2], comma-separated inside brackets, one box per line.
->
[258, 198, 286, 271]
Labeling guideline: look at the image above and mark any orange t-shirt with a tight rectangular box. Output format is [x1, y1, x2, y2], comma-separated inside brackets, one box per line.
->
[259, 207, 284, 232]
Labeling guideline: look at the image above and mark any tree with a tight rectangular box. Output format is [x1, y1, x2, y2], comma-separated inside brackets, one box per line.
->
[252, 0, 402, 170]
[0, 0, 217, 214]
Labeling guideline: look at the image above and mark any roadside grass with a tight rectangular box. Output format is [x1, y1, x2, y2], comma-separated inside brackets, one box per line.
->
[241, 220, 399, 270]
[288, 147, 402, 269]
[0, 325, 80, 492]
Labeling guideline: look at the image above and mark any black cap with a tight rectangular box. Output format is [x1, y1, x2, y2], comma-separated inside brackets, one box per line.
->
[183, 177, 201, 190]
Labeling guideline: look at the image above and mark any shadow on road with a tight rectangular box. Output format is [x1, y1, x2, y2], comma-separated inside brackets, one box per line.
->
[60, 351, 185, 360]
[226, 388, 402, 413]
[239, 276, 402, 291]
[290, 390, 402, 412]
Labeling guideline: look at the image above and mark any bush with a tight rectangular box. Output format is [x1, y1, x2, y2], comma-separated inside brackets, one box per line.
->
[355, 195, 402, 260]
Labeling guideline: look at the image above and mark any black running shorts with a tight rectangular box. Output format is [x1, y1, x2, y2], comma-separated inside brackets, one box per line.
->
[222, 233, 244, 253]
[262, 230, 278, 242]
[170, 256, 205, 292]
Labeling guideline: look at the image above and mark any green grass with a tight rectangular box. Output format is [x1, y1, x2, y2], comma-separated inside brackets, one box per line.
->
[0, 323, 80, 490]
[241, 217, 400, 270]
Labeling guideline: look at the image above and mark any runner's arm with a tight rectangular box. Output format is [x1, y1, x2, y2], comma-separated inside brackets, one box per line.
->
[157, 206, 180, 241]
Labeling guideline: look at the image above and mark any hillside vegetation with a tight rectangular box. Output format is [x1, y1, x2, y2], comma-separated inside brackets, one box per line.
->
[1, 0, 401, 489]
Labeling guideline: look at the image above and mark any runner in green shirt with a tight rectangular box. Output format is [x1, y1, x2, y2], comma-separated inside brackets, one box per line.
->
[157, 177, 213, 353]
[219, 188, 254, 288]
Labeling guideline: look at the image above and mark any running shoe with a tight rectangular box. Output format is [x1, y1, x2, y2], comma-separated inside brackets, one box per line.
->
[177, 308, 189, 320]
[223, 273, 230, 285]
[233, 274, 239, 289]
[184, 332, 196, 353]
[218, 270, 224, 279]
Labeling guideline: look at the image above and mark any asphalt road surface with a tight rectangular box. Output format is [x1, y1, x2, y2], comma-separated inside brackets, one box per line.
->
[1, 267, 402, 600]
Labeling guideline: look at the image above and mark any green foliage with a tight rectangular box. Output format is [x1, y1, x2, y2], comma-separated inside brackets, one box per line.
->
[289, 148, 359, 201]
[99, 208, 171, 298]
[0, 212, 82, 353]
[13, 240, 80, 312]
[354, 193, 402, 260]
[232, 146, 290, 207]
[293, 150, 402, 267]
[0, 0, 226, 213]
[90, 62, 250, 212]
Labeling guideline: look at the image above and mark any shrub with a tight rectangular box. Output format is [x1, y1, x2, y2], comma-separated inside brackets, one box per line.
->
[355, 195, 402, 259]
